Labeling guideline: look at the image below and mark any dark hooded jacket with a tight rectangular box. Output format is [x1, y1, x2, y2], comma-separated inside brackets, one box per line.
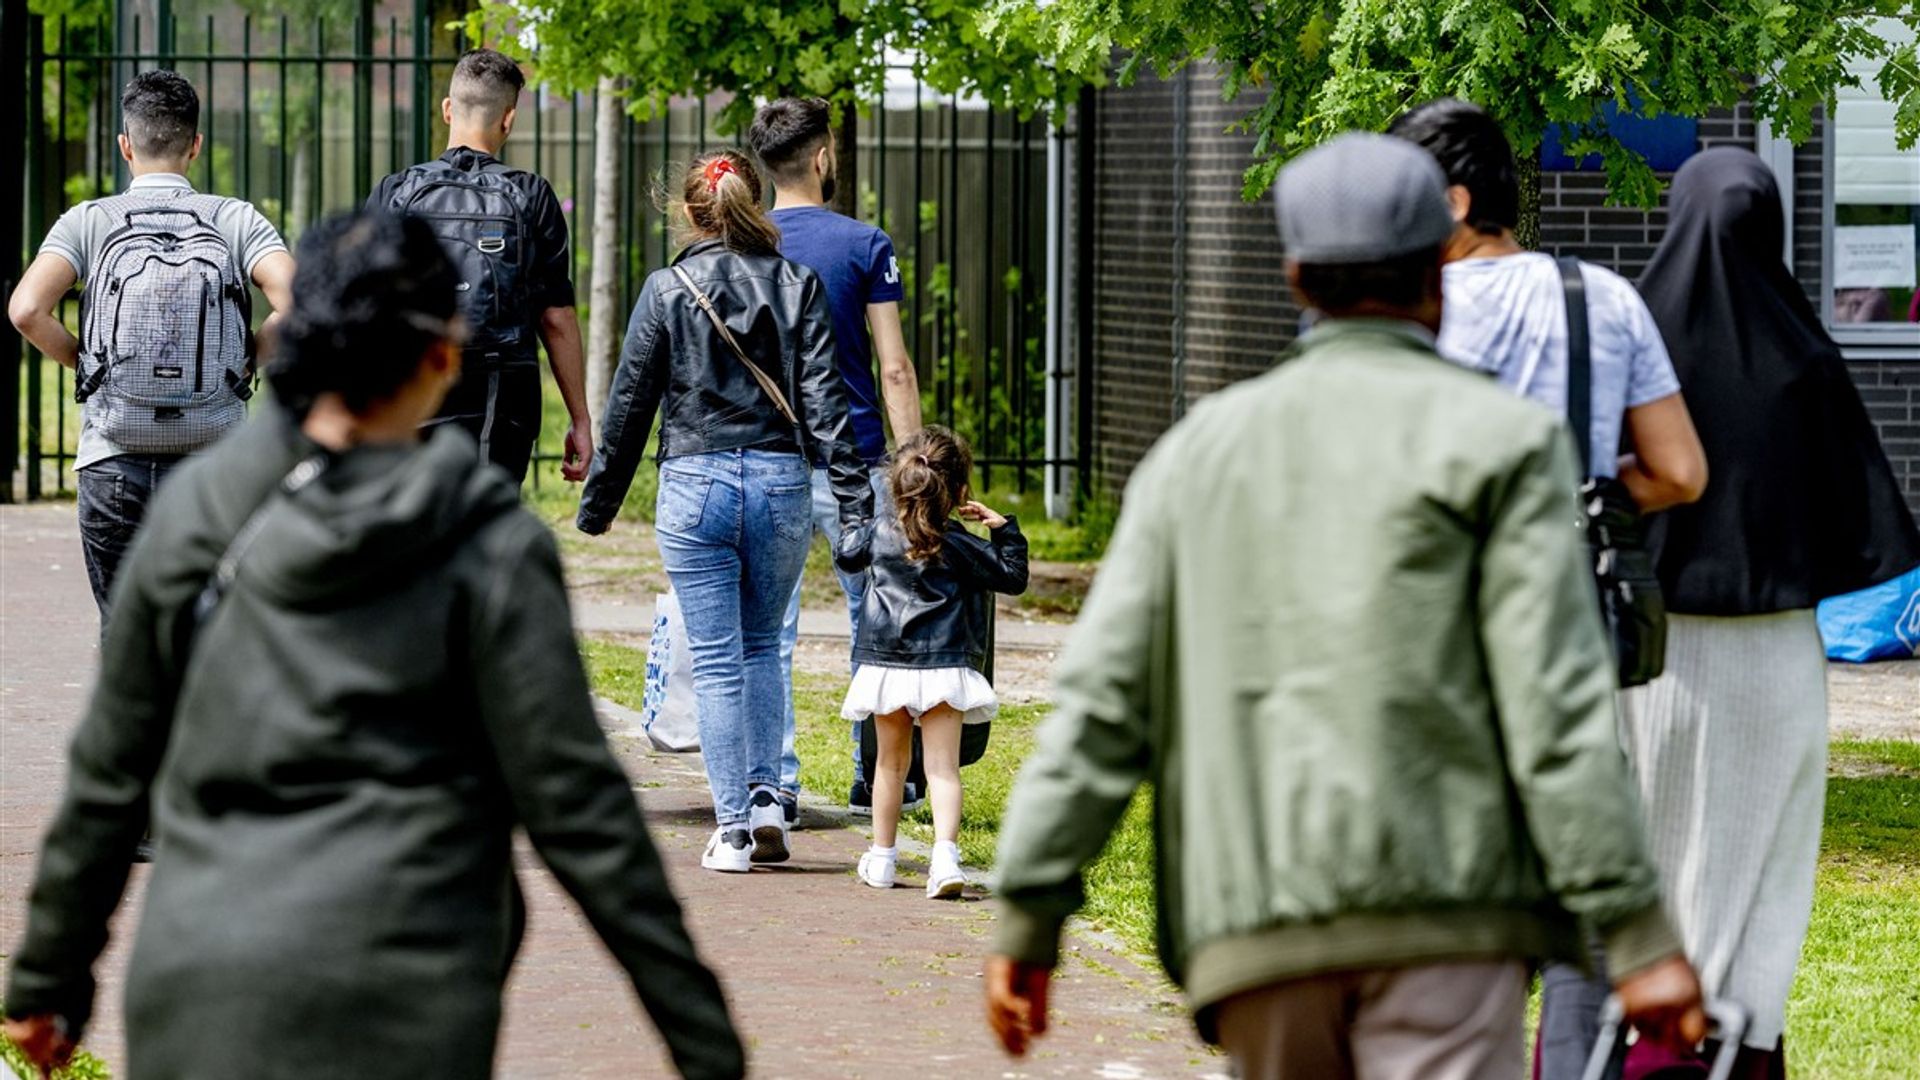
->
[5, 408, 743, 1080]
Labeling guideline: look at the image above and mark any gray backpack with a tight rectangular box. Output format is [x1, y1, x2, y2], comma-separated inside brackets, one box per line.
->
[75, 193, 255, 454]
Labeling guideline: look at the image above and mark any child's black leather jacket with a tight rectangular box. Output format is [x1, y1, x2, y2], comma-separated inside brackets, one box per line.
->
[837, 512, 1029, 669]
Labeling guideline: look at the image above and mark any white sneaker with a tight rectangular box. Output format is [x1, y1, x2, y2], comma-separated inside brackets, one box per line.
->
[748, 789, 790, 864]
[927, 843, 967, 899]
[857, 850, 897, 889]
[701, 827, 753, 873]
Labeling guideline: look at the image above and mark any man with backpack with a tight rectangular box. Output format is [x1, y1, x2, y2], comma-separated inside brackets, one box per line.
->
[8, 70, 295, 625]
[368, 48, 591, 487]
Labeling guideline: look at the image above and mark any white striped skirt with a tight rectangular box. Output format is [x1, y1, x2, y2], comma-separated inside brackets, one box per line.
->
[1618, 609, 1828, 1050]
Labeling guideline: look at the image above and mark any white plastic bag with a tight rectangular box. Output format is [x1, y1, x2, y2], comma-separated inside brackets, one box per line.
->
[640, 591, 700, 752]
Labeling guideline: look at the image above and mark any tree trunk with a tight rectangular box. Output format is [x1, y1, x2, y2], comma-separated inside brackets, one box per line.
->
[1515, 151, 1542, 251]
[585, 77, 624, 433]
[831, 99, 858, 219]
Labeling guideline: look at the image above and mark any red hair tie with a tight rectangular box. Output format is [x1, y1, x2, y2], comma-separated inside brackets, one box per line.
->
[703, 157, 736, 193]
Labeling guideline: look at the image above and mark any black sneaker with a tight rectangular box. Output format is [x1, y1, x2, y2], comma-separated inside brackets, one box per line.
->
[748, 789, 790, 863]
[849, 779, 924, 816]
[780, 792, 799, 828]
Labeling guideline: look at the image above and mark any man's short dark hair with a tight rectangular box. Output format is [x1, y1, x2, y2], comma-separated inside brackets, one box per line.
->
[747, 98, 832, 183]
[1292, 248, 1440, 313]
[449, 49, 525, 121]
[122, 70, 199, 161]
[1387, 99, 1518, 234]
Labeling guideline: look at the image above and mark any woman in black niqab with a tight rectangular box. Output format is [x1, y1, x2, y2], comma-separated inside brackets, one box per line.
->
[1636, 146, 1920, 611]
[1543, 147, 1920, 1079]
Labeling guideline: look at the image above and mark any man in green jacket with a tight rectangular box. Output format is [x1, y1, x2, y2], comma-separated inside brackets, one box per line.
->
[984, 133, 1706, 1079]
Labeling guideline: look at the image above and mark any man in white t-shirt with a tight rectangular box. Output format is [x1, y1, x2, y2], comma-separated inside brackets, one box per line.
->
[8, 70, 294, 626]
[1391, 97, 1711, 1079]
[1389, 99, 1707, 510]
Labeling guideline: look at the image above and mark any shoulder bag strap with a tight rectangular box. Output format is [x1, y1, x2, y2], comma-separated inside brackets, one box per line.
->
[670, 264, 801, 427]
[191, 454, 328, 634]
[1558, 255, 1594, 478]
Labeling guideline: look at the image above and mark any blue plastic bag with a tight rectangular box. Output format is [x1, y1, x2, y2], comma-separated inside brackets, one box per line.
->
[1817, 567, 1920, 663]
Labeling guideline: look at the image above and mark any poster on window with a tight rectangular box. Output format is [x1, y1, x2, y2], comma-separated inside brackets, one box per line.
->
[1833, 225, 1918, 289]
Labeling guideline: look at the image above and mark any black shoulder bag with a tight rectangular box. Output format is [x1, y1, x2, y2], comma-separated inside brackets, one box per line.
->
[1560, 257, 1667, 688]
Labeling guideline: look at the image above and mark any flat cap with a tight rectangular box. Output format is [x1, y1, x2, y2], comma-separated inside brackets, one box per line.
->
[1275, 132, 1455, 263]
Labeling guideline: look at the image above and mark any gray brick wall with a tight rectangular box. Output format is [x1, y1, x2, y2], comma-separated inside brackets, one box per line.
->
[1085, 73, 1920, 520]
[1851, 362, 1920, 508]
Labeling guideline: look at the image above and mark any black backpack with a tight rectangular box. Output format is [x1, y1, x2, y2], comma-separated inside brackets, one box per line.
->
[382, 158, 536, 366]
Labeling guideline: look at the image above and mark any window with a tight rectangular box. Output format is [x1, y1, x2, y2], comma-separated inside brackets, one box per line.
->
[1824, 18, 1920, 348]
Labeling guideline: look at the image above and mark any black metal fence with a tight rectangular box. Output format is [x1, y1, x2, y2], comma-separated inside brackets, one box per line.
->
[5, 0, 1081, 501]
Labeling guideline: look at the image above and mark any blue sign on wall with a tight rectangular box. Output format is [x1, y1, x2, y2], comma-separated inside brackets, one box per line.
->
[1541, 102, 1699, 172]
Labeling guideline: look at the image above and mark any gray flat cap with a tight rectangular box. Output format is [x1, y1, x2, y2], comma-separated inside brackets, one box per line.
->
[1275, 132, 1455, 263]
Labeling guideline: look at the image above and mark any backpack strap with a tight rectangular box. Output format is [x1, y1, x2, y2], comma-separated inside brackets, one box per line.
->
[1557, 255, 1593, 479]
[670, 264, 801, 426]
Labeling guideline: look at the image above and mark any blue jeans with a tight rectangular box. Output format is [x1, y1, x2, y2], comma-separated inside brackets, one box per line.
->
[1536, 942, 1612, 1079]
[77, 454, 184, 627]
[777, 467, 889, 795]
[654, 450, 814, 826]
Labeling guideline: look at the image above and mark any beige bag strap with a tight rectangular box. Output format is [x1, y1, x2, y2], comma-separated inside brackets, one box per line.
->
[671, 265, 800, 426]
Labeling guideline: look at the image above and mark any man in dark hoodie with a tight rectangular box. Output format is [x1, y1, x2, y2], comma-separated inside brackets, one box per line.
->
[3, 209, 744, 1080]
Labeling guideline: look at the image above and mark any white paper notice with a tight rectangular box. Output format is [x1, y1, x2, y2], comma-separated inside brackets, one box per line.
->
[1833, 225, 1918, 289]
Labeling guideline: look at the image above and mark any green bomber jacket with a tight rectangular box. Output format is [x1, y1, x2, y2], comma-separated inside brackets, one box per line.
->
[991, 319, 1679, 1020]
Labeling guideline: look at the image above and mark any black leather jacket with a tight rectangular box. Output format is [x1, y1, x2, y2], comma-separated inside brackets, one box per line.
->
[837, 512, 1029, 668]
[577, 240, 872, 534]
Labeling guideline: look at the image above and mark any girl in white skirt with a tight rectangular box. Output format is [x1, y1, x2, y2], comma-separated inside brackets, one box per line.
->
[834, 426, 1029, 897]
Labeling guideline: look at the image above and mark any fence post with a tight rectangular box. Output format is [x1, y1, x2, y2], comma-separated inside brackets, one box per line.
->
[353, 0, 373, 200]
[157, 0, 174, 64]
[1074, 92, 1097, 503]
[411, 0, 430, 163]
[1, 0, 27, 502]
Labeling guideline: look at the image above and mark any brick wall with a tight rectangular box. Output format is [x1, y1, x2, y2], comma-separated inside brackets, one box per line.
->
[1852, 362, 1920, 509]
[1088, 71, 1178, 484]
[1084, 73, 1920, 519]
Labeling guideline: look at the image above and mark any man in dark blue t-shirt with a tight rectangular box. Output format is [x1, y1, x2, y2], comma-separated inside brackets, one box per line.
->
[750, 98, 924, 819]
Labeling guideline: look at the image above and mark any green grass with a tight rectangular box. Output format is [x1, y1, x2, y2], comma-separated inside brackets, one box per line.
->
[1786, 740, 1920, 1079]
[585, 634, 1920, 1077]
[0, 1006, 112, 1080]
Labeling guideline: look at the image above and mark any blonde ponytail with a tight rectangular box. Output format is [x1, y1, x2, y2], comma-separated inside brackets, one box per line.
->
[671, 149, 781, 255]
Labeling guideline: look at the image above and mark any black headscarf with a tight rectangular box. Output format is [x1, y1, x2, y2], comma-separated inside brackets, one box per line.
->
[1637, 147, 1920, 615]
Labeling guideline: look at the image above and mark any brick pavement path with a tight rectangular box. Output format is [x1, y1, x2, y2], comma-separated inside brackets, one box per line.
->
[1, 503, 1225, 1079]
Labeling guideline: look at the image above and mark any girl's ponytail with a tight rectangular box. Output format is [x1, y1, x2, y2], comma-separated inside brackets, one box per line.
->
[889, 426, 974, 563]
[672, 149, 781, 255]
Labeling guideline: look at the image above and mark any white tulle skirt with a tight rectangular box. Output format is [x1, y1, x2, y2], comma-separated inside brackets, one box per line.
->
[840, 664, 998, 726]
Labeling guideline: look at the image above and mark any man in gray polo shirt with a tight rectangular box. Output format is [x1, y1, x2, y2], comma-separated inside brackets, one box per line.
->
[8, 70, 294, 625]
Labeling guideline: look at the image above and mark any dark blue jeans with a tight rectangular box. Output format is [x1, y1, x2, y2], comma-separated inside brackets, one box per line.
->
[77, 454, 184, 627]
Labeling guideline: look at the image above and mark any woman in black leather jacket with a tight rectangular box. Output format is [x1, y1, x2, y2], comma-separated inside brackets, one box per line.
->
[578, 151, 872, 874]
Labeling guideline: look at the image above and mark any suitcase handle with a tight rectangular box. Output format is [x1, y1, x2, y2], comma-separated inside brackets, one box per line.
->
[1579, 995, 1751, 1080]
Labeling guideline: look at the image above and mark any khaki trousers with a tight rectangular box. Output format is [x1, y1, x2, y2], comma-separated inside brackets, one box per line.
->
[1214, 959, 1527, 1080]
